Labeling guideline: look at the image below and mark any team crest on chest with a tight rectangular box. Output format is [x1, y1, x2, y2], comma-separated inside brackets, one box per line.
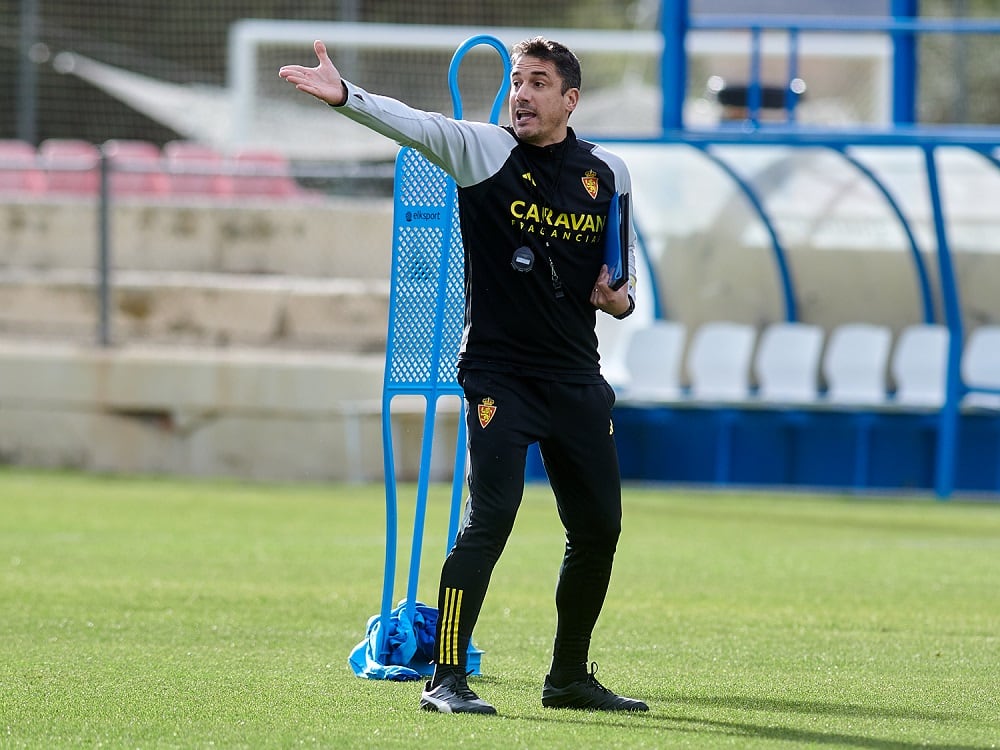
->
[582, 169, 599, 199]
[477, 397, 497, 429]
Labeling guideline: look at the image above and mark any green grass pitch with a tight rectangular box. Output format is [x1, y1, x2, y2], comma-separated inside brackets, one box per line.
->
[1, 468, 998, 749]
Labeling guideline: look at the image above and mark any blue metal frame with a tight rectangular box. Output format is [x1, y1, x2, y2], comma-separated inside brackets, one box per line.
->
[642, 134, 996, 498]
[891, 0, 919, 125]
[378, 147, 464, 664]
[831, 146, 936, 325]
[690, 144, 798, 323]
[923, 145, 964, 498]
[660, 0, 688, 131]
[640, 7, 1000, 498]
[682, 11, 1000, 127]
[449, 34, 510, 123]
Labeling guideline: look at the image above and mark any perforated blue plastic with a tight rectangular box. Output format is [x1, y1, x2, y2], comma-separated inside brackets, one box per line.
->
[383, 151, 464, 391]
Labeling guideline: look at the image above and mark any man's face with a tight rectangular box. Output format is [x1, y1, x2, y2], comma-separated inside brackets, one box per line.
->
[508, 55, 578, 147]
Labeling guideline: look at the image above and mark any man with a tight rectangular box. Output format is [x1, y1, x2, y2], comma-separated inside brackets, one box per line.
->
[280, 36, 646, 716]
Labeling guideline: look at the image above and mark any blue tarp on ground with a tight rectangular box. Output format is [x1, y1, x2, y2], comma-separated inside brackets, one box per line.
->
[348, 599, 485, 682]
[348, 600, 438, 681]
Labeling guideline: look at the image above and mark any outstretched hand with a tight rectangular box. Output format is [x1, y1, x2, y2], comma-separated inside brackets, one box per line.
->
[590, 264, 630, 317]
[278, 40, 347, 106]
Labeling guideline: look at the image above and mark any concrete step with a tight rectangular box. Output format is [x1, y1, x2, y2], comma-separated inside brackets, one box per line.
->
[0, 269, 391, 351]
[1, 197, 394, 278]
[0, 339, 461, 483]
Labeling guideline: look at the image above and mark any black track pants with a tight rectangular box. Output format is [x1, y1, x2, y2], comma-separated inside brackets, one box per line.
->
[433, 369, 623, 669]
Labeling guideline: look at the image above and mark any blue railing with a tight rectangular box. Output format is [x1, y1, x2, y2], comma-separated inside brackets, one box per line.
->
[660, 1, 1000, 130]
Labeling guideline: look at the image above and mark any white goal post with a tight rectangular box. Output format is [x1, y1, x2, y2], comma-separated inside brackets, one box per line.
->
[227, 19, 890, 148]
[227, 20, 663, 146]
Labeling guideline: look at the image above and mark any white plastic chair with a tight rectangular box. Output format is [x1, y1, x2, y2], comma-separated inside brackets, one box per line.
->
[617, 321, 687, 402]
[754, 322, 824, 403]
[687, 321, 756, 401]
[822, 323, 892, 405]
[891, 324, 949, 407]
[596, 310, 632, 387]
[962, 325, 1000, 409]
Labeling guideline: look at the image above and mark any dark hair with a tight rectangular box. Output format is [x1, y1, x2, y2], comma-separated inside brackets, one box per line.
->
[511, 37, 582, 93]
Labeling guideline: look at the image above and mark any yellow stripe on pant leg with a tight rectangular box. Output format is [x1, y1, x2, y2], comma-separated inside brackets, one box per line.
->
[440, 588, 454, 664]
[451, 589, 463, 664]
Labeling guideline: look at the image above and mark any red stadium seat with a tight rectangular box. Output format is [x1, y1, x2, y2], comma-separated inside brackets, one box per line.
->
[103, 139, 169, 196]
[0, 139, 45, 195]
[163, 140, 232, 197]
[230, 149, 301, 198]
[39, 138, 101, 195]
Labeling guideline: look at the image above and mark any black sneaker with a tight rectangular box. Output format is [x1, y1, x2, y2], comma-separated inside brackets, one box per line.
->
[420, 671, 497, 715]
[542, 663, 648, 712]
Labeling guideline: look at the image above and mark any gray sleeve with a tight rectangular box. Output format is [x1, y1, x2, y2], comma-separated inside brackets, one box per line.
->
[334, 80, 514, 188]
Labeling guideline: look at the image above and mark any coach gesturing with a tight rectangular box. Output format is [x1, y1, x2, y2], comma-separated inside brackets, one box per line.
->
[280, 36, 645, 715]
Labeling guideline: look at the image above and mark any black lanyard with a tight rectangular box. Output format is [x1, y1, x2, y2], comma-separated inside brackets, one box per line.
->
[515, 143, 568, 299]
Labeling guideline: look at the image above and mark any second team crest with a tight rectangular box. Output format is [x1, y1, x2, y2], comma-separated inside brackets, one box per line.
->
[478, 397, 497, 428]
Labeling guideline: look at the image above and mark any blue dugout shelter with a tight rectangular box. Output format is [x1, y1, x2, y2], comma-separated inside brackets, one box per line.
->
[598, 0, 1000, 499]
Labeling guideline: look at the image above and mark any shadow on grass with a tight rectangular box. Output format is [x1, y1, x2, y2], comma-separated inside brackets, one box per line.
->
[492, 678, 980, 750]
[503, 710, 985, 750]
[657, 498, 1000, 540]
[671, 694, 967, 722]
[496, 676, 967, 724]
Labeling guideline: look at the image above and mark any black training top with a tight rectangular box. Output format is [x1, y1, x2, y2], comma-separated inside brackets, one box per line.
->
[335, 81, 637, 383]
